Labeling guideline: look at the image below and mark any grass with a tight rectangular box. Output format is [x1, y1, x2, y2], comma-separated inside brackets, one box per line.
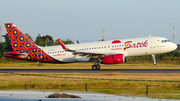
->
[0, 62, 180, 99]
[0, 73, 180, 99]
[0, 62, 180, 69]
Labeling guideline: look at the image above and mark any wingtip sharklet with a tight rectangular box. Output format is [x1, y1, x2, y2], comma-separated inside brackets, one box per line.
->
[57, 39, 67, 50]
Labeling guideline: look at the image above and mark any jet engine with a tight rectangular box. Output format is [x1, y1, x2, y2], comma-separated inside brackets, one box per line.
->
[102, 54, 127, 64]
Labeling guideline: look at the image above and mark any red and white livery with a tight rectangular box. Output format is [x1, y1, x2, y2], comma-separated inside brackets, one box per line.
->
[4, 23, 177, 70]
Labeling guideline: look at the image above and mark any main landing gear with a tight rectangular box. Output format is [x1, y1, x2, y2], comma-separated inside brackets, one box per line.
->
[152, 54, 157, 65]
[92, 59, 101, 70]
[92, 64, 100, 70]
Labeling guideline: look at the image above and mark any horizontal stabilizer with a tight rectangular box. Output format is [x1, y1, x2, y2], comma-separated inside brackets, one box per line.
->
[4, 51, 28, 58]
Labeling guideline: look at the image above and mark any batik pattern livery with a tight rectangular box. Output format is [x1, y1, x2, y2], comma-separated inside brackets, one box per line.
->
[4, 23, 58, 63]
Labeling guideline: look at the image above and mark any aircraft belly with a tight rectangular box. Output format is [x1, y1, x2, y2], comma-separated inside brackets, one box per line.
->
[62, 57, 76, 62]
[127, 48, 150, 57]
[76, 58, 89, 62]
[51, 54, 76, 62]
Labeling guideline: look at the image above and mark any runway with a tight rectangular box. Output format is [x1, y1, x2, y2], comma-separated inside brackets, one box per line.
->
[0, 69, 180, 74]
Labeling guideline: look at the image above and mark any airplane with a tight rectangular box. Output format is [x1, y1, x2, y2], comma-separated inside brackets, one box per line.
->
[4, 23, 177, 70]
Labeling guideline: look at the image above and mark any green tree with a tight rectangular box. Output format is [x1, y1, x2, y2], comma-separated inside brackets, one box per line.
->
[35, 34, 54, 46]
[54, 38, 63, 45]
[25, 33, 33, 41]
[63, 38, 74, 44]
[0, 33, 13, 57]
[54, 38, 74, 45]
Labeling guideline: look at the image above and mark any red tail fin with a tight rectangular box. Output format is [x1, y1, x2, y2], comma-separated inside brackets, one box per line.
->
[4, 23, 58, 63]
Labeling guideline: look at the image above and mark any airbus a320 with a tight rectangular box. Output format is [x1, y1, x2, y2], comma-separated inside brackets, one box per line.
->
[4, 23, 177, 70]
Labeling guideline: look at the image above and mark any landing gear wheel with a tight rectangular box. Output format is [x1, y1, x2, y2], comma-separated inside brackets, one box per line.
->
[92, 59, 101, 70]
[153, 60, 157, 65]
[97, 64, 101, 70]
[92, 65, 97, 70]
[152, 54, 157, 65]
[92, 65, 101, 70]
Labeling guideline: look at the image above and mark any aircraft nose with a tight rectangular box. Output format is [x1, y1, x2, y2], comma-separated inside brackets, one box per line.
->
[171, 43, 177, 50]
[173, 44, 178, 49]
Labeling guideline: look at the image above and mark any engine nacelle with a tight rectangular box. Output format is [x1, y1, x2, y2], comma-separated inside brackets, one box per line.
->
[102, 54, 127, 64]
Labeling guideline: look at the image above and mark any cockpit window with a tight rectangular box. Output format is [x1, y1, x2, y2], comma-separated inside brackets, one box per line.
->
[161, 40, 170, 43]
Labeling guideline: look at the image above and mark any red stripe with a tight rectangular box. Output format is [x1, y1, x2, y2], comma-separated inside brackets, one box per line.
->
[57, 39, 66, 49]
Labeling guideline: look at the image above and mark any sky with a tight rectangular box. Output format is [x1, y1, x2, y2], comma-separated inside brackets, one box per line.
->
[0, 0, 180, 43]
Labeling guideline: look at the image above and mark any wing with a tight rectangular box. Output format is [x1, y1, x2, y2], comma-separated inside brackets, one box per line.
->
[57, 39, 121, 59]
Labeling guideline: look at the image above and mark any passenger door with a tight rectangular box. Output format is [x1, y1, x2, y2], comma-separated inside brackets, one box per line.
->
[150, 38, 156, 48]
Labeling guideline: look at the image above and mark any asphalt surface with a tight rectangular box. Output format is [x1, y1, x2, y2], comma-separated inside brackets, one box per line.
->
[0, 69, 180, 73]
[1, 90, 178, 101]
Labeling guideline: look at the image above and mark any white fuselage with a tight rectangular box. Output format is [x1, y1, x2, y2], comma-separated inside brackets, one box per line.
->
[40, 36, 177, 63]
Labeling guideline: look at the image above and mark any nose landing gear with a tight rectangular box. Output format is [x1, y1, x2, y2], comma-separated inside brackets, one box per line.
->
[152, 54, 157, 65]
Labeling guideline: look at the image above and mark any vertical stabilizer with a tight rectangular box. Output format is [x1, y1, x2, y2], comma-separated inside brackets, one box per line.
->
[4, 23, 58, 63]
